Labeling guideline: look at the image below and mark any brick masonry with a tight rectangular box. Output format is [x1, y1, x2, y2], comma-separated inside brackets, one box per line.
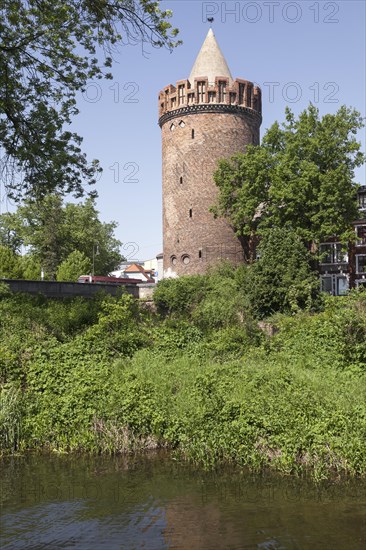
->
[159, 77, 262, 277]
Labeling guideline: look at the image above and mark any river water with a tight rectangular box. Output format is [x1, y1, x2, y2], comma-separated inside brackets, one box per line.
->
[0, 453, 365, 549]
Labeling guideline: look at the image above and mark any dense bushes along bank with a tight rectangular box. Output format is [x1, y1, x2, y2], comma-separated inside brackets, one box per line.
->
[0, 268, 365, 480]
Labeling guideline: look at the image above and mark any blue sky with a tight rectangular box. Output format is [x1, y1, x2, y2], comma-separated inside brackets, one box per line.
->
[5, 1, 365, 263]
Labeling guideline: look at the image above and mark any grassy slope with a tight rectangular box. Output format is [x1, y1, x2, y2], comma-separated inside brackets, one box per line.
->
[0, 285, 365, 480]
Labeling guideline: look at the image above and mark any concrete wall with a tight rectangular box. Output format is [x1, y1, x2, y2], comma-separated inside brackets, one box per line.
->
[138, 283, 156, 301]
[1, 279, 140, 299]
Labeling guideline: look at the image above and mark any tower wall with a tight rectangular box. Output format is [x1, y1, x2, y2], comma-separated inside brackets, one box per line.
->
[159, 77, 262, 277]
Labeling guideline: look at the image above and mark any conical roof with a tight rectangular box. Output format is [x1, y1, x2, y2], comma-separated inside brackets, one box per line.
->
[189, 28, 233, 85]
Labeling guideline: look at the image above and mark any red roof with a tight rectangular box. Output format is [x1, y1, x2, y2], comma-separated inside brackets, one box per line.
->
[124, 263, 154, 280]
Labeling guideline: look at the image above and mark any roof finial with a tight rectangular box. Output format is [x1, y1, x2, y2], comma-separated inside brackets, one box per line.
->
[207, 17, 214, 24]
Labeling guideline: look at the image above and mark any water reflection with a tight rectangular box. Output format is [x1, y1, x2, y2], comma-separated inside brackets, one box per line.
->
[1, 453, 365, 549]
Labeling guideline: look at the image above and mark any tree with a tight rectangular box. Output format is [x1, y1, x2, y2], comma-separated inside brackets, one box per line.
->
[19, 254, 42, 280]
[245, 228, 321, 318]
[0, 1, 180, 200]
[212, 105, 365, 247]
[0, 245, 23, 278]
[0, 212, 22, 253]
[9, 194, 67, 278]
[63, 198, 122, 274]
[56, 250, 91, 281]
[1, 195, 123, 278]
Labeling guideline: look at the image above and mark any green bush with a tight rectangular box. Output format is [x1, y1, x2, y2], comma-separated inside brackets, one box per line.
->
[153, 275, 207, 316]
[0, 284, 365, 480]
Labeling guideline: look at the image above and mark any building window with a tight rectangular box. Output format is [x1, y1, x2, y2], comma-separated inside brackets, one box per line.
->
[180, 176, 183, 184]
[218, 81, 227, 103]
[198, 249, 202, 259]
[178, 85, 185, 105]
[230, 92, 236, 104]
[356, 255, 366, 274]
[171, 255, 177, 266]
[171, 97, 176, 108]
[189, 208, 192, 218]
[182, 255, 190, 265]
[191, 129, 195, 139]
[321, 276, 333, 294]
[247, 87, 252, 108]
[188, 93, 194, 104]
[355, 225, 366, 246]
[238, 83, 245, 104]
[179, 120, 185, 128]
[358, 193, 366, 212]
[170, 123, 175, 132]
[319, 243, 348, 264]
[337, 277, 349, 296]
[208, 91, 215, 103]
[321, 275, 349, 296]
[197, 81, 206, 103]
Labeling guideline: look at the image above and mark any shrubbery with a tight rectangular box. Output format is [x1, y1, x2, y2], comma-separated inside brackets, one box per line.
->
[0, 276, 365, 479]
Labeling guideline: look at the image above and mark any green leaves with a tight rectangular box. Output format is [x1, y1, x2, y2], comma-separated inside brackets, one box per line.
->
[56, 250, 91, 281]
[1, 195, 123, 278]
[0, 1, 180, 200]
[213, 105, 365, 244]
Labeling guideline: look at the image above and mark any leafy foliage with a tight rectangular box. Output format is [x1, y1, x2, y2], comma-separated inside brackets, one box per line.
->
[56, 250, 91, 281]
[0, 0, 180, 200]
[248, 228, 322, 318]
[0, 245, 23, 278]
[0, 280, 365, 479]
[1, 195, 123, 278]
[212, 105, 365, 244]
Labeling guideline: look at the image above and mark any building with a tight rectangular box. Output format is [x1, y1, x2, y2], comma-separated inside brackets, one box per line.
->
[121, 263, 154, 283]
[159, 28, 262, 277]
[110, 262, 155, 283]
[319, 186, 366, 295]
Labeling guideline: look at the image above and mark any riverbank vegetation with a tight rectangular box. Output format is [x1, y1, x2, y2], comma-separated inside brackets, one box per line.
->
[0, 267, 365, 481]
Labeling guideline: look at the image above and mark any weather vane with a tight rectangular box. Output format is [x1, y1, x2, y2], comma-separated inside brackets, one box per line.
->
[207, 17, 214, 24]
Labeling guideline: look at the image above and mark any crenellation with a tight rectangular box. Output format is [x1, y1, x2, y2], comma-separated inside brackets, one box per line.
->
[159, 76, 262, 118]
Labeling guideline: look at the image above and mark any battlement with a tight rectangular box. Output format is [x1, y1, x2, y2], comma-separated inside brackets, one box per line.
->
[158, 77, 261, 121]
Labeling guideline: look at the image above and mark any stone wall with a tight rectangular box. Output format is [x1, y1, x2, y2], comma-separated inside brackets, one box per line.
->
[1, 279, 140, 299]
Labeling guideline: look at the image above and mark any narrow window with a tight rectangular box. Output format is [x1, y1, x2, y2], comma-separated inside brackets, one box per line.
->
[197, 81, 206, 102]
[356, 255, 366, 273]
[208, 91, 215, 103]
[198, 249, 202, 259]
[189, 209, 192, 218]
[218, 81, 227, 103]
[247, 87, 252, 108]
[180, 176, 183, 184]
[178, 85, 185, 105]
[191, 129, 195, 139]
[239, 83, 245, 105]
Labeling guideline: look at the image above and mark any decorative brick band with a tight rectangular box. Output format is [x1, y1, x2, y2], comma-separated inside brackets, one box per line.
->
[159, 103, 262, 128]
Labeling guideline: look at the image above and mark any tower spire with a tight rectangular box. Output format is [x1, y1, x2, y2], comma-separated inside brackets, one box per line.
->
[189, 28, 233, 86]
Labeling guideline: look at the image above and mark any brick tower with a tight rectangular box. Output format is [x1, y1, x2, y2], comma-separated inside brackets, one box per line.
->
[159, 29, 262, 277]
